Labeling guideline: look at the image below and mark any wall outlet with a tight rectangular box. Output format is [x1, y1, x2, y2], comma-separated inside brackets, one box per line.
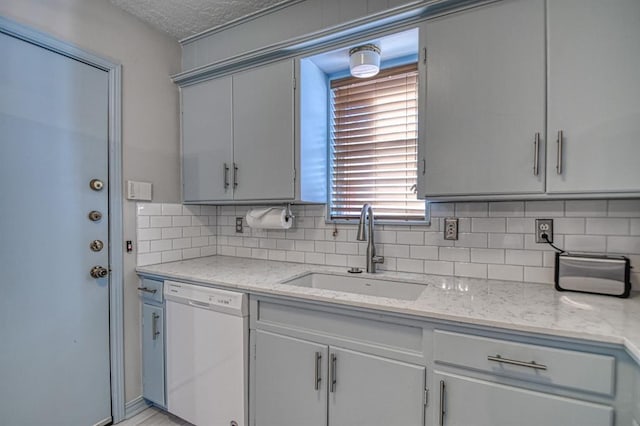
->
[444, 217, 459, 240]
[535, 219, 553, 243]
[235, 217, 244, 233]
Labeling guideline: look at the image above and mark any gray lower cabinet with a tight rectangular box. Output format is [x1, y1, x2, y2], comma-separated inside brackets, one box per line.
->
[139, 278, 165, 408]
[254, 331, 327, 426]
[434, 372, 613, 426]
[254, 330, 426, 426]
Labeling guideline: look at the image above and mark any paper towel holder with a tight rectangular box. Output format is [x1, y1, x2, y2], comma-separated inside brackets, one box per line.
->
[285, 204, 295, 222]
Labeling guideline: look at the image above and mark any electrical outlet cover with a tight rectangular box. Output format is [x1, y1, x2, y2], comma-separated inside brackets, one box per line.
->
[535, 219, 553, 243]
[444, 217, 459, 241]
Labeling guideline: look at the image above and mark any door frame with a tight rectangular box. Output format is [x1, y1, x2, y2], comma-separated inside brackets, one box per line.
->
[0, 16, 126, 423]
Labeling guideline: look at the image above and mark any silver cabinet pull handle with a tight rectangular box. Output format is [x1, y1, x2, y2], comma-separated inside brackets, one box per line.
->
[330, 353, 337, 393]
[314, 352, 322, 390]
[152, 312, 160, 340]
[224, 163, 230, 189]
[439, 380, 446, 426]
[487, 354, 547, 370]
[556, 130, 563, 174]
[533, 132, 540, 176]
[233, 163, 239, 188]
[137, 287, 157, 294]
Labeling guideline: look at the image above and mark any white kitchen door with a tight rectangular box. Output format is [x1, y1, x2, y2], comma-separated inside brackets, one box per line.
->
[0, 31, 112, 425]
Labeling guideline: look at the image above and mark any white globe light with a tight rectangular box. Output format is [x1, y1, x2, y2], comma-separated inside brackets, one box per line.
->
[349, 44, 381, 78]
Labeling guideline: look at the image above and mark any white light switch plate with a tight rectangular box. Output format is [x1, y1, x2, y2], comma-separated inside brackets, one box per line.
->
[127, 180, 152, 201]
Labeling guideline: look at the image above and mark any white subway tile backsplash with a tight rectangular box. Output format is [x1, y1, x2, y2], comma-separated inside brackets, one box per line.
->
[607, 236, 640, 254]
[456, 202, 488, 217]
[396, 231, 424, 245]
[608, 200, 640, 217]
[489, 202, 525, 217]
[472, 218, 506, 233]
[397, 258, 424, 274]
[439, 247, 470, 262]
[137, 200, 640, 286]
[471, 248, 504, 264]
[488, 264, 523, 282]
[524, 266, 555, 284]
[554, 218, 585, 234]
[410, 245, 439, 260]
[565, 200, 607, 217]
[424, 260, 454, 275]
[161, 250, 182, 263]
[150, 239, 172, 252]
[455, 233, 488, 248]
[162, 203, 183, 216]
[488, 233, 524, 249]
[455, 262, 487, 279]
[564, 235, 606, 252]
[137, 203, 162, 216]
[505, 250, 542, 266]
[161, 227, 182, 239]
[525, 201, 564, 217]
[149, 216, 172, 228]
[286, 251, 305, 263]
[172, 216, 191, 227]
[138, 228, 161, 241]
[586, 218, 629, 235]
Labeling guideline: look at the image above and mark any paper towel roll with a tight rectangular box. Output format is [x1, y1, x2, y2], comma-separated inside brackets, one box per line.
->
[246, 207, 292, 229]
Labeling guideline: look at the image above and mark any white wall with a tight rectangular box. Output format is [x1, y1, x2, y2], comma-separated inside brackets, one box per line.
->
[0, 0, 181, 403]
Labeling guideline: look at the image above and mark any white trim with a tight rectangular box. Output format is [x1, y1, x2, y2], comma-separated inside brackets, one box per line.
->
[180, 0, 304, 44]
[0, 16, 126, 424]
[124, 395, 151, 419]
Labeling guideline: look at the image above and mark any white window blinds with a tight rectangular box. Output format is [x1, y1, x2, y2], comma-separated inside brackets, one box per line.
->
[329, 63, 425, 221]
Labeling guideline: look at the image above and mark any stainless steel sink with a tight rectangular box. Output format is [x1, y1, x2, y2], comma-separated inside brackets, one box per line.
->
[282, 272, 427, 300]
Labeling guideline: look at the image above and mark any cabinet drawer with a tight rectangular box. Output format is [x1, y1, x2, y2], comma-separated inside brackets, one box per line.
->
[139, 278, 163, 303]
[434, 330, 615, 396]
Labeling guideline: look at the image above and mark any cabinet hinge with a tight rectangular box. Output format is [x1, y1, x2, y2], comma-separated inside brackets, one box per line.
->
[424, 389, 429, 406]
[293, 168, 296, 181]
[421, 158, 426, 175]
[423, 47, 427, 64]
[293, 77, 297, 90]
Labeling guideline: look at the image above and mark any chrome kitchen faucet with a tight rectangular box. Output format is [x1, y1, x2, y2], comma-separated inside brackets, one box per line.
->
[357, 204, 384, 273]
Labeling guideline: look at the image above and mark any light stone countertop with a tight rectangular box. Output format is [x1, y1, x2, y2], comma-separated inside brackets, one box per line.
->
[137, 255, 640, 364]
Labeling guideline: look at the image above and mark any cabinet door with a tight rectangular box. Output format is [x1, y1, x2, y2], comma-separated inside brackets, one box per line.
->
[233, 60, 295, 201]
[254, 331, 327, 426]
[419, 0, 545, 197]
[546, 0, 640, 194]
[434, 372, 613, 426]
[329, 347, 425, 426]
[142, 303, 165, 407]
[181, 76, 233, 202]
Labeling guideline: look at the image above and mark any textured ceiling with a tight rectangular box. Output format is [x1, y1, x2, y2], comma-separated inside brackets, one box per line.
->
[110, 0, 293, 40]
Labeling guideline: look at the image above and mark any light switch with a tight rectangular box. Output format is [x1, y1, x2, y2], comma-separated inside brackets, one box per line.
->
[126, 180, 152, 201]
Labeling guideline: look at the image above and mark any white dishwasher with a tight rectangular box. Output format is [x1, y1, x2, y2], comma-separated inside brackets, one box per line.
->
[164, 280, 248, 426]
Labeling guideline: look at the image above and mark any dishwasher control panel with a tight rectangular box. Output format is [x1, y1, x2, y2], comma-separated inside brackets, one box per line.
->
[164, 280, 248, 316]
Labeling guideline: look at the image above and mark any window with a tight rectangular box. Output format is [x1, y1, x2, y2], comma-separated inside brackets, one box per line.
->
[329, 63, 425, 222]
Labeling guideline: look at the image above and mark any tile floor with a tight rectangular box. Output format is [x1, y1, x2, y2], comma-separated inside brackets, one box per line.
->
[118, 407, 191, 426]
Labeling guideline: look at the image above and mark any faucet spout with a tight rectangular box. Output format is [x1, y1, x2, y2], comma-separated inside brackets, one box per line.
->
[356, 204, 384, 273]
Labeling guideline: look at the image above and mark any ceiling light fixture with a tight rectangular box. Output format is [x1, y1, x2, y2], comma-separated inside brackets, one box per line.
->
[349, 44, 381, 78]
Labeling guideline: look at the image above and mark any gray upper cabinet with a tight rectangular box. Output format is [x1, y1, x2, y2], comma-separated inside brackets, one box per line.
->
[419, 0, 545, 198]
[182, 76, 233, 202]
[546, 0, 640, 195]
[180, 59, 295, 203]
[419, 0, 640, 200]
[233, 60, 295, 201]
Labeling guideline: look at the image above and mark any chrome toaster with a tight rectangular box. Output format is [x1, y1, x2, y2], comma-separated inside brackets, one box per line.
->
[555, 253, 631, 298]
